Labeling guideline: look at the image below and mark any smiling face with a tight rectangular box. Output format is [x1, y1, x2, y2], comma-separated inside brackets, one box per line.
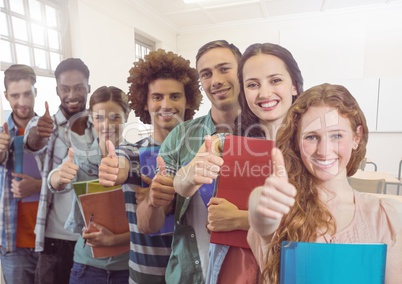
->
[56, 70, 90, 119]
[197, 47, 240, 112]
[91, 100, 127, 147]
[5, 79, 36, 126]
[299, 105, 361, 182]
[243, 53, 297, 131]
[146, 78, 188, 137]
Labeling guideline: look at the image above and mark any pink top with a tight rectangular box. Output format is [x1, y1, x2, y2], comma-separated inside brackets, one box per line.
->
[247, 190, 402, 284]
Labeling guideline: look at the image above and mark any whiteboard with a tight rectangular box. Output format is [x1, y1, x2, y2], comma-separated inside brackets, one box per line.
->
[377, 77, 402, 132]
[334, 78, 379, 132]
[304, 79, 379, 132]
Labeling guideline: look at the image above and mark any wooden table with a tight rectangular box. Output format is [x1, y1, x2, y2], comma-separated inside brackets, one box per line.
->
[352, 170, 401, 194]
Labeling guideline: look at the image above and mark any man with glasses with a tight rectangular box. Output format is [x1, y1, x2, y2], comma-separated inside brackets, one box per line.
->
[25, 58, 96, 284]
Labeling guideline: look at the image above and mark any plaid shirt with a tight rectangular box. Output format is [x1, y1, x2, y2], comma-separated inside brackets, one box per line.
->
[0, 113, 40, 252]
[24, 108, 96, 252]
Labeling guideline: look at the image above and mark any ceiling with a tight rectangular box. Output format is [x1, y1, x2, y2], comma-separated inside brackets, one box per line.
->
[130, 0, 402, 32]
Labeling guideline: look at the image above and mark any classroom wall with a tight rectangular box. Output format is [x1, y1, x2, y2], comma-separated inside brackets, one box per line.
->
[175, 4, 402, 176]
[3, 1, 401, 177]
[58, 1, 402, 176]
[67, 0, 179, 144]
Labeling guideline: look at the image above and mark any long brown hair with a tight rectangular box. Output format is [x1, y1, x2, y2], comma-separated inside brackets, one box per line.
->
[264, 83, 368, 283]
[236, 43, 304, 137]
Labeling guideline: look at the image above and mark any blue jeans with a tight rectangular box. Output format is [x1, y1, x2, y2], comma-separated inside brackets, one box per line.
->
[69, 262, 129, 284]
[35, 237, 76, 284]
[0, 247, 39, 284]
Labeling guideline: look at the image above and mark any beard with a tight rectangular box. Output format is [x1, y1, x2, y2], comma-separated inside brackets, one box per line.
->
[60, 103, 86, 119]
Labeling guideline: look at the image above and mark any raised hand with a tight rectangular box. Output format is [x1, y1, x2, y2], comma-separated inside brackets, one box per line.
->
[148, 156, 175, 208]
[0, 122, 10, 155]
[99, 140, 120, 186]
[174, 135, 223, 197]
[37, 102, 53, 138]
[134, 175, 152, 204]
[57, 148, 78, 186]
[250, 147, 297, 231]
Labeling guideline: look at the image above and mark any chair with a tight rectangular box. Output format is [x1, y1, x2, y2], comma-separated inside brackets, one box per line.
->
[358, 158, 367, 171]
[365, 159, 378, 172]
[348, 177, 385, 194]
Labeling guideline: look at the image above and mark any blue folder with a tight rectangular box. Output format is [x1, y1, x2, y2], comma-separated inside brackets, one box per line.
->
[13, 136, 41, 202]
[139, 146, 174, 236]
[280, 241, 387, 284]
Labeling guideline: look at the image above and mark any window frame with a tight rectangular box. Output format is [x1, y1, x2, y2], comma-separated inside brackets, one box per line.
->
[0, 0, 71, 77]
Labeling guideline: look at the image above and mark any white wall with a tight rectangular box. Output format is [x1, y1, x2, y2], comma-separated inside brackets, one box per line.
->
[68, 0, 179, 143]
[176, 4, 402, 176]
[3, 1, 401, 176]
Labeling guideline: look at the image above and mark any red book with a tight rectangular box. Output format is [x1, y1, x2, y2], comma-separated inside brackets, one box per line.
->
[79, 188, 129, 258]
[210, 135, 275, 249]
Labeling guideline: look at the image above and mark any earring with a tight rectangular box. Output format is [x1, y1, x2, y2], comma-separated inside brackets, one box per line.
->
[353, 143, 358, 150]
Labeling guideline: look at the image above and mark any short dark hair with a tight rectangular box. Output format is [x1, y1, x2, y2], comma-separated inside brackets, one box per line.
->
[196, 40, 242, 66]
[54, 58, 90, 80]
[4, 64, 36, 90]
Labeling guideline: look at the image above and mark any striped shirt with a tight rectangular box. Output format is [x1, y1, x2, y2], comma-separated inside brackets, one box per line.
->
[116, 136, 172, 284]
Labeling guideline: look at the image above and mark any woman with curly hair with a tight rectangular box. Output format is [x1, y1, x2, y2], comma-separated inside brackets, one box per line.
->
[99, 49, 203, 283]
[248, 83, 402, 283]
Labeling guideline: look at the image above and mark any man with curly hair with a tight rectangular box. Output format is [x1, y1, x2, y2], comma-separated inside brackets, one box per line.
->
[99, 49, 202, 283]
[156, 40, 244, 283]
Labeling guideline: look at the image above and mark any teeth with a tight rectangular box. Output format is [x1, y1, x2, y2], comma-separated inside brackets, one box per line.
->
[67, 101, 79, 105]
[160, 113, 174, 117]
[260, 101, 278, 108]
[315, 159, 335, 165]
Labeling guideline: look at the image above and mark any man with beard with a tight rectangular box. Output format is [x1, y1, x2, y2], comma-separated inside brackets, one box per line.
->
[25, 58, 96, 284]
[0, 64, 41, 283]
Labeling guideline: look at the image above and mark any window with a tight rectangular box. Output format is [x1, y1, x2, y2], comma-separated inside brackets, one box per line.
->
[134, 33, 155, 138]
[1, 0, 69, 77]
[1, 0, 69, 120]
[135, 33, 154, 63]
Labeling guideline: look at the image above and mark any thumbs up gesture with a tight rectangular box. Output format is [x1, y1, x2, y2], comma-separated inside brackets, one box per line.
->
[58, 148, 79, 186]
[148, 156, 175, 208]
[0, 122, 11, 155]
[248, 147, 297, 235]
[174, 135, 223, 198]
[189, 135, 223, 186]
[99, 140, 120, 186]
[37, 101, 53, 138]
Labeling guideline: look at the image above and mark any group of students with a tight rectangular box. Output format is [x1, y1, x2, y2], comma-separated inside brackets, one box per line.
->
[0, 39, 401, 284]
